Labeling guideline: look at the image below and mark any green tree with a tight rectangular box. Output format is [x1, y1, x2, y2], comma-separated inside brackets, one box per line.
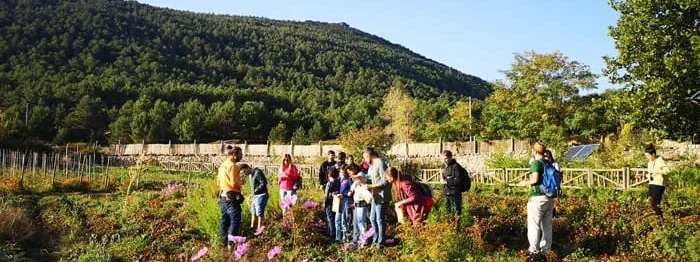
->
[63, 95, 107, 141]
[292, 126, 309, 144]
[268, 122, 287, 143]
[171, 99, 206, 142]
[308, 121, 324, 142]
[205, 99, 238, 139]
[382, 80, 418, 143]
[148, 99, 174, 141]
[337, 126, 393, 158]
[605, 0, 700, 139]
[108, 100, 134, 144]
[482, 51, 596, 146]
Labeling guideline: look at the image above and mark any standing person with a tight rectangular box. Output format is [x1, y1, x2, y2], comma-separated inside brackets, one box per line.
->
[387, 167, 434, 225]
[319, 150, 337, 190]
[241, 164, 268, 233]
[636, 144, 670, 217]
[324, 168, 341, 239]
[348, 164, 370, 245]
[365, 147, 391, 248]
[519, 142, 555, 254]
[218, 145, 244, 247]
[279, 154, 299, 216]
[440, 150, 467, 217]
[337, 165, 353, 242]
[337, 152, 347, 167]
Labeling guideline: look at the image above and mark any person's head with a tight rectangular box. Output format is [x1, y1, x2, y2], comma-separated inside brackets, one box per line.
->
[327, 150, 336, 162]
[363, 147, 378, 162]
[282, 154, 293, 166]
[328, 167, 340, 182]
[441, 150, 453, 165]
[227, 145, 243, 162]
[532, 142, 546, 158]
[338, 152, 347, 162]
[543, 150, 556, 163]
[385, 167, 400, 184]
[346, 163, 358, 176]
[339, 164, 349, 178]
[644, 144, 657, 161]
[239, 163, 252, 175]
[347, 154, 355, 164]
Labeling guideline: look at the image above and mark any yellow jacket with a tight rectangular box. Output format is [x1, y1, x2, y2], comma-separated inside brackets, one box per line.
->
[647, 157, 670, 187]
[218, 158, 242, 195]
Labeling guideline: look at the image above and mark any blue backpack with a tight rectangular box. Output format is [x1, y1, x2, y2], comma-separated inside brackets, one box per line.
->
[538, 160, 562, 198]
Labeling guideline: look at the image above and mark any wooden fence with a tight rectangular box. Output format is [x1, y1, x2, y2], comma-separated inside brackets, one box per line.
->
[1, 149, 653, 191]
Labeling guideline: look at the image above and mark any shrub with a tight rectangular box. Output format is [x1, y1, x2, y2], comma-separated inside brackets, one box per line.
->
[0, 207, 35, 243]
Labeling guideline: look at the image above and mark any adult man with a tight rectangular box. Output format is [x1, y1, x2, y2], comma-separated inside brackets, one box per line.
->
[318, 150, 336, 190]
[218, 145, 244, 247]
[441, 150, 467, 216]
[365, 147, 391, 248]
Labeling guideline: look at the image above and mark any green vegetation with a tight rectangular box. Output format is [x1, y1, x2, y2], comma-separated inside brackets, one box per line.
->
[0, 0, 491, 145]
[1, 166, 698, 261]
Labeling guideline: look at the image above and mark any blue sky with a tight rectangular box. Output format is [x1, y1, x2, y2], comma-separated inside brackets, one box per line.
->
[138, 0, 621, 92]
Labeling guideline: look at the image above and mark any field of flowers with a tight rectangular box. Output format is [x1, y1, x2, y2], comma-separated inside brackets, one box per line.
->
[1, 167, 699, 261]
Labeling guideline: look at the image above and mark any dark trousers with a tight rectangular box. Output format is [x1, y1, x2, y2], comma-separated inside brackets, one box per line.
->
[648, 185, 665, 216]
[445, 195, 463, 216]
[219, 196, 242, 245]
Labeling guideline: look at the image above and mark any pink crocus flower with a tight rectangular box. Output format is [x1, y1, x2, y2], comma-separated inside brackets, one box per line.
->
[302, 260, 308, 262]
[301, 200, 318, 209]
[190, 247, 208, 261]
[342, 243, 351, 251]
[178, 253, 186, 259]
[267, 246, 282, 260]
[385, 238, 395, 244]
[254, 226, 265, 236]
[228, 235, 246, 243]
[234, 243, 249, 260]
[279, 194, 298, 209]
[358, 227, 375, 245]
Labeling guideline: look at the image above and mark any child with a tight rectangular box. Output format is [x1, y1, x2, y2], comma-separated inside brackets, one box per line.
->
[348, 164, 371, 245]
[324, 168, 341, 239]
[240, 164, 268, 233]
[337, 164, 353, 242]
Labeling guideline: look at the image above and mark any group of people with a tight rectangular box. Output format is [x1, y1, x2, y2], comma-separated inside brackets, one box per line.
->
[217, 142, 670, 254]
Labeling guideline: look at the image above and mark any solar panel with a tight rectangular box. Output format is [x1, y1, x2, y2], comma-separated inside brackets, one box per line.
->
[563, 145, 584, 160]
[563, 144, 599, 160]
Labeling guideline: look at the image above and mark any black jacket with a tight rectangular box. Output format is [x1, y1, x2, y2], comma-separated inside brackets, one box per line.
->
[324, 179, 341, 207]
[250, 168, 268, 195]
[443, 159, 467, 196]
[319, 160, 335, 186]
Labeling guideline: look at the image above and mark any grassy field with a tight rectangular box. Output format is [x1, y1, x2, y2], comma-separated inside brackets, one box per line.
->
[1, 166, 699, 261]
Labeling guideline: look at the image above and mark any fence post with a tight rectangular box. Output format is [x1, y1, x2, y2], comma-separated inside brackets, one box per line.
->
[117, 139, 121, 156]
[267, 140, 271, 156]
[219, 140, 224, 156]
[587, 169, 593, 187]
[439, 137, 443, 155]
[169, 140, 172, 155]
[290, 140, 295, 157]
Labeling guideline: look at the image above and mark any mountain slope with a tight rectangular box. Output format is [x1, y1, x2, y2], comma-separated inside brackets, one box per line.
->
[0, 0, 492, 143]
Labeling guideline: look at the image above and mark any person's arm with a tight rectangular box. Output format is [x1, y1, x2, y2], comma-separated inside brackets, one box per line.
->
[519, 161, 540, 187]
[291, 165, 299, 180]
[254, 170, 266, 194]
[446, 166, 462, 187]
[396, 183, 417, 208]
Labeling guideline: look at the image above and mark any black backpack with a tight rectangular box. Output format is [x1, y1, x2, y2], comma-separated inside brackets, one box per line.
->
[415, 182, 434, 198]
[458, 166, 471, 192]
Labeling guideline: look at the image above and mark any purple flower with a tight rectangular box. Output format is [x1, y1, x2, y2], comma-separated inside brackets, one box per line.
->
[178, 253, 186, 259]
[385, 238, 395, 244]
[358, 227, 375, 245]
[342, 243, 351, 251]
[190, 247, 208, 261]
[302, 260, 308, 262]
[228, 235, 246, 243]
[279, 194, 298, 209]
[301, 200, 318, 209]
[254, 226, 265, 236]
[267, 246, 282, 260]
[234, 243, 249, 260]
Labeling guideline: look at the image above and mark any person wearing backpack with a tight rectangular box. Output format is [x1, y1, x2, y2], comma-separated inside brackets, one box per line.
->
[440, 150, 469, 217]
[387, 167, 434, 225]
[519, 142, 555, 254]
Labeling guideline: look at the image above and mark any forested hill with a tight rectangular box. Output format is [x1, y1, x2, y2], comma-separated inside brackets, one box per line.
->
[0, 0, 492, 145]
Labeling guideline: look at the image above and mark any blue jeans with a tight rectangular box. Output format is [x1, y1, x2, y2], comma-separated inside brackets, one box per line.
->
[369, 202, 387, 246]
[280, 189, 296, 216]
[445, 195, 463, 216]
[352, 202, 368, 243]
[325, 206, 336, 238]
[219, 196, 242, 246]
[336, 197, 352, 240]
[251, 193, 269, 217]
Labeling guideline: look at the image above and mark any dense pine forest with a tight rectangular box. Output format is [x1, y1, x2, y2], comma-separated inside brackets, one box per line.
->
[0, 0, 491, 145]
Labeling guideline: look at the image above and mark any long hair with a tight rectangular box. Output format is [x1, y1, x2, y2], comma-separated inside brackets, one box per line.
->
[281, 153, 293, 168]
